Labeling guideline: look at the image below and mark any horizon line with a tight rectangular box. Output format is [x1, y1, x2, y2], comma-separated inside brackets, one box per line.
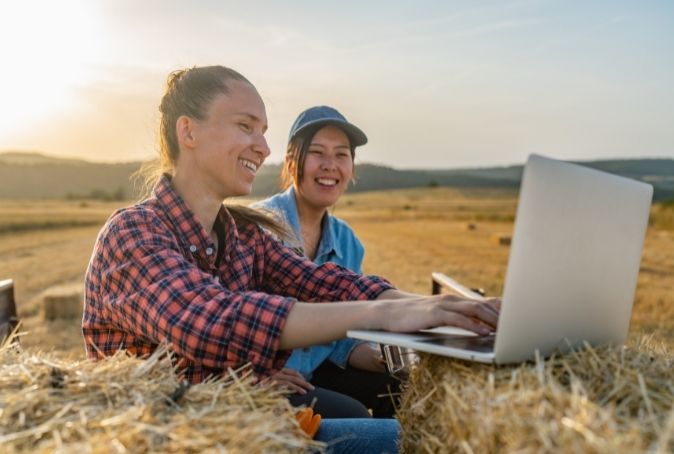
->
[1, 149, 673, 172]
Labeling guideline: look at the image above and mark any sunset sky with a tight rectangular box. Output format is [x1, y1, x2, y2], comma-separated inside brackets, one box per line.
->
[0, 0, 672, 168]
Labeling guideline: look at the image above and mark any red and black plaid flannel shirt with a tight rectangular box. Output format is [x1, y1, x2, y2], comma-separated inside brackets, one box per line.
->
[83, 176, 393, 383]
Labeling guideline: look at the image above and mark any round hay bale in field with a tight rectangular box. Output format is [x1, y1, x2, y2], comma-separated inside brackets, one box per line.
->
[41, 282, 83, 320]
[490, 233, 511, 246]
[0, 337, 321, 453]
[397, 337, 674, 453]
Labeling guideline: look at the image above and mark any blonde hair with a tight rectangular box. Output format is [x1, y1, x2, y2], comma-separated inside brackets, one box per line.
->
[135, 65, 288, 238]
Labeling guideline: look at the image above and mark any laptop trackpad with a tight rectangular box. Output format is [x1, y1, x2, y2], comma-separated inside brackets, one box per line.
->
[417, 333, 496, 353]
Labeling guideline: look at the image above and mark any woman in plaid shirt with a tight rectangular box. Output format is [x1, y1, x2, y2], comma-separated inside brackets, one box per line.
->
[83, 65, 499, 452]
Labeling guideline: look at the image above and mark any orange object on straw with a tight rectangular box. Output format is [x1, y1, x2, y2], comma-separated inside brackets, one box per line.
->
[296, 407, 321, 438]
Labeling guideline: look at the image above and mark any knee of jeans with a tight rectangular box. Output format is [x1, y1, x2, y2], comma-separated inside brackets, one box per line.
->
[315, 419, 400, 454]
[342, 399, 371, 418]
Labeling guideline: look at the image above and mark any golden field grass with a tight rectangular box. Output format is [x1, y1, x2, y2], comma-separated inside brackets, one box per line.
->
[0, 187, 673, 355]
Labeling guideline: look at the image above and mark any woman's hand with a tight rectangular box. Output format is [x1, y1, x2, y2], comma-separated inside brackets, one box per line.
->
[483, 297, 501, 317]
[269, 368, 315, 395]
[378, 294, 501, 335]
[348, 343, 386, 373]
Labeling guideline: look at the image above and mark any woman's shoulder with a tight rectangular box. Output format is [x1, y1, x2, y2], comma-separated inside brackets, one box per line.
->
[89, 201, 171, 262]
[99, 199, 170, 240]
[250, 193, 284, 221]
[249, 192, 299, 242]
[251, 191, 292, 218]
[108, 199, 161, 225]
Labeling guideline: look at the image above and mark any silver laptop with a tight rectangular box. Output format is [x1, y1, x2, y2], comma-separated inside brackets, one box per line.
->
[348, 154, 653, 364]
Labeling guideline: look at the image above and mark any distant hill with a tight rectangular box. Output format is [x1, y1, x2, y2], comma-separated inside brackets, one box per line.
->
[1, 151, 673, 201]
[0, 151, 90, 165]
[0, 151, 140, 200]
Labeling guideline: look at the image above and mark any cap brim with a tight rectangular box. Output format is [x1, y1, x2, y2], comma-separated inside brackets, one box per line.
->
[292, 119, 368, 147]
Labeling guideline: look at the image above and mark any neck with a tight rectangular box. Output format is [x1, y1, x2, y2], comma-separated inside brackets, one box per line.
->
[172, 169, 223, 236]
[294, 190, 326, 232]
[293, 188, 327, 261]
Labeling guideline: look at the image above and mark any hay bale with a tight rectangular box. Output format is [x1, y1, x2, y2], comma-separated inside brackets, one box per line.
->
[0, 337, 322, 453]
[42, 283, 83, 320]
[397, 337, 674, 453]
[490, 234, 511, 246]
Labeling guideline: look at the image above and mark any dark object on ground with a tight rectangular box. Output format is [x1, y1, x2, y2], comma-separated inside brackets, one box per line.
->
[0, 279, 18, 345]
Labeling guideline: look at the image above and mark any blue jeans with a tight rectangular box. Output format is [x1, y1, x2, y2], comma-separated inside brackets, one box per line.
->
[314, 418, 400, 454]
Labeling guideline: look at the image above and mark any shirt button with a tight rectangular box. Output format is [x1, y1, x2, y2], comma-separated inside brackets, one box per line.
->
[189, 245, 197, 253]
[206, 247, 214, 256]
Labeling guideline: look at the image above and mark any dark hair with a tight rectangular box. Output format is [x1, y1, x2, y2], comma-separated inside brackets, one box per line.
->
[280, 126, 356, 190]
[136, 65, 288, 238]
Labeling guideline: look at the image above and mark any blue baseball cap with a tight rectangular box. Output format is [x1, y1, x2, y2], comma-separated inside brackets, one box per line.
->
[288, 105, 368, 147]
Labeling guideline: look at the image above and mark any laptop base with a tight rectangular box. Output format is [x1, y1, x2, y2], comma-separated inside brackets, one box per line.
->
[348, 329, 496, 363]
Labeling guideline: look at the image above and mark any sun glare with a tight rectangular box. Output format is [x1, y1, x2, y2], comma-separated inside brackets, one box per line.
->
[0, 1, 100, 142]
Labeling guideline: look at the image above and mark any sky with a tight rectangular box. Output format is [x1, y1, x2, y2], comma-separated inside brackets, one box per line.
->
[0, 0, 673, 169]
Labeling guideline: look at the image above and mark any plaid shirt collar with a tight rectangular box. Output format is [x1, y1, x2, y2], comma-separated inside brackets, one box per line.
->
[154, 174, 239, 265]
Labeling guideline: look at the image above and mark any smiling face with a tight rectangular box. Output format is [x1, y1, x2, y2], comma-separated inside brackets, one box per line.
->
[184, 80, 270, 199]
[294, 125, 354, 211]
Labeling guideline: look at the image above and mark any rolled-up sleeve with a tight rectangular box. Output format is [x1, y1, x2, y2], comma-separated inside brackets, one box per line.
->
[328, 338, 364, 369]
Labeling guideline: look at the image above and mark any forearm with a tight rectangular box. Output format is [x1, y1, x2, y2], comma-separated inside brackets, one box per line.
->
[280, 301, 384, 349]
[347, 343, 386, 373]
[280, 293, 500, 350]
[377, 289, 419, 299]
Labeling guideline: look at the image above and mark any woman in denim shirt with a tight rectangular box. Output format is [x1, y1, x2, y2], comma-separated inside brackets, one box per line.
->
[254, 106, 400, 418]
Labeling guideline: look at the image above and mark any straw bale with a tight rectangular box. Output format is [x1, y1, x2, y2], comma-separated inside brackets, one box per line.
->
[0, 334, 323, 453]
[398, 337, 674, 453]
[41, 283, 83, 320]
[490, 234, 511, 246]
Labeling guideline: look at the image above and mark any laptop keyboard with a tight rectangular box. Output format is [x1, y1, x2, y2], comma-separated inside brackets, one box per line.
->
[416, 333, 496, 353]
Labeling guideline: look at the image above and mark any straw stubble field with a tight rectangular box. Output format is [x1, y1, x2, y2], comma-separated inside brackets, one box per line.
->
[1, 188, 673, 452]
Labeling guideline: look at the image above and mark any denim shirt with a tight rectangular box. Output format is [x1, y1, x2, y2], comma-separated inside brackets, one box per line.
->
[252, 186, 365, 379]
